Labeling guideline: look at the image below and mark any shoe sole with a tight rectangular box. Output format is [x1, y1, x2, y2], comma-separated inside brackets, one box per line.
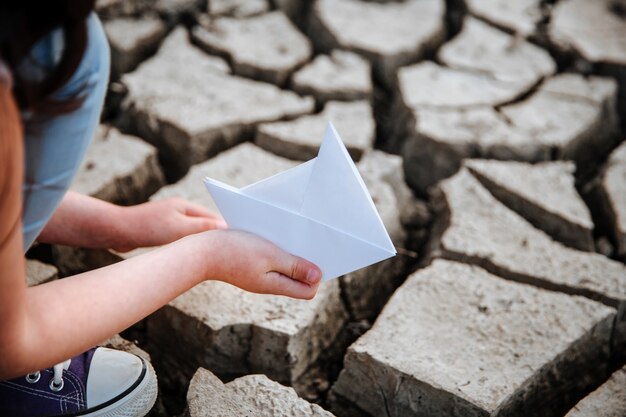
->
[80, 358, 158, 417]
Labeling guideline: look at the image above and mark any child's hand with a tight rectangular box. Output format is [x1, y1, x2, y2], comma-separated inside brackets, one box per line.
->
[200, 230, 322, 300]
[113, 198, 227, 252]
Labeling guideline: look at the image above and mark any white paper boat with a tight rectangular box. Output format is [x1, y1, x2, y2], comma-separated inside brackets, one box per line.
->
[204, 122, 396, 281]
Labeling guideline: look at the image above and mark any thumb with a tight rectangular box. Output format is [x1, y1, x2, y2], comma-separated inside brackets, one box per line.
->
[262, 254, 322, 299]
[281, 255, 322, 285]
[263, 271, 320, 299]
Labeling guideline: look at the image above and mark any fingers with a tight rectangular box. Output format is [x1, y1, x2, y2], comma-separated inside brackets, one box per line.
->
[178, 201, 227, 229]
[181, 200, 220, 219]
[183, 216, 228, 234]
[203, 217, 227, 230]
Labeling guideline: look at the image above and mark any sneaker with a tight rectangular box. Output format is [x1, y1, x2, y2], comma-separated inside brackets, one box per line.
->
[0, 346, 158, 417]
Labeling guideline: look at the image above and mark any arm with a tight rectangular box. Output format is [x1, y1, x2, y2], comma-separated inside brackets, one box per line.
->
[37, 191, 227, 252]
[2, 229, 321, 380]
[0, 85, 321, 380]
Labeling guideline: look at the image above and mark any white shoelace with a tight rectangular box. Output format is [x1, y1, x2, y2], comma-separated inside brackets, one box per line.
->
[52, 359, 71, 387]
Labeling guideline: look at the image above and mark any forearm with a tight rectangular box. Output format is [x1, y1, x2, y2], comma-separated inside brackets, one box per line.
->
[38, 192, 227, 251]
[37, 191, 127, 249]
[2, 225, 320, 379]
[2, 232, 215, 379]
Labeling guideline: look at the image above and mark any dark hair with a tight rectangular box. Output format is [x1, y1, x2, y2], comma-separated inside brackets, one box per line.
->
[0, 0, 95, 114]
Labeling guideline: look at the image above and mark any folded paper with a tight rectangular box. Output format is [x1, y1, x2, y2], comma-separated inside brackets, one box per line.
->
[203, 122, 396, 281]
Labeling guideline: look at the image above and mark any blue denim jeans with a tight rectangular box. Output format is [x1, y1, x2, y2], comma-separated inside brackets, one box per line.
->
[20, 12, 110, 251]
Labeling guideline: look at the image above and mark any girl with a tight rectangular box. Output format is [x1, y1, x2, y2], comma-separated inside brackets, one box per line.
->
[0, 2, 321, 416]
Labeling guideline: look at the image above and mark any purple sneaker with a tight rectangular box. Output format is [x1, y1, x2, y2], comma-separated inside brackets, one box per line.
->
[0, 347, 157, 417]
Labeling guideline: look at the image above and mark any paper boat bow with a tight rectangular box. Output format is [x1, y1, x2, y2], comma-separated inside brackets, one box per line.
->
[204, 122, 396, 281]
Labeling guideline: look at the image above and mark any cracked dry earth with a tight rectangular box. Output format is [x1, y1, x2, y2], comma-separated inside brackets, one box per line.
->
[25, 0, 626, 416]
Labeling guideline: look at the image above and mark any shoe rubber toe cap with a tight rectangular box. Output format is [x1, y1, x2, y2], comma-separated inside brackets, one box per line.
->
[86, 347, 144, 408]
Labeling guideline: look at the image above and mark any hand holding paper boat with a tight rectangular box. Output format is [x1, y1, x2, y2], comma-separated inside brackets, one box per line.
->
[203, 122, 396, 281]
